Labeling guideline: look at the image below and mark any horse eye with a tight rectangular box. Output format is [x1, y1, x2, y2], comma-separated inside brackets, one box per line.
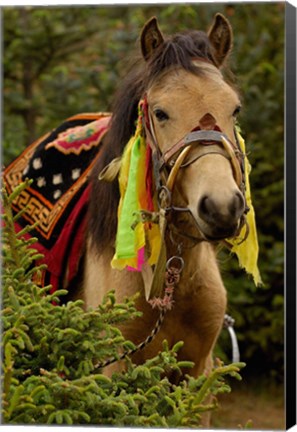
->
[233, 106, 241, 117]
[154, 109, 169, 122]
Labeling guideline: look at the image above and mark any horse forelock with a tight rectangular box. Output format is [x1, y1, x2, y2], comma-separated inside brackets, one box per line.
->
[88, 28, 226, 253]
[145, 30, 217, 82]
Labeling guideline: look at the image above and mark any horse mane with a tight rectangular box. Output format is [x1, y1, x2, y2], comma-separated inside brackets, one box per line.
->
[88, 29, 224, 253]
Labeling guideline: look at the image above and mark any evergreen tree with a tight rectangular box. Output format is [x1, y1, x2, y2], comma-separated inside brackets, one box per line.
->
[1, 180, 244, 426]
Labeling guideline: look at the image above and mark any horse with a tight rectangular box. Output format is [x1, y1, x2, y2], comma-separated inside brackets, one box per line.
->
[82, 13, 247, 383]
[4, 13, 252, 388]
[3, 13, 259, 426]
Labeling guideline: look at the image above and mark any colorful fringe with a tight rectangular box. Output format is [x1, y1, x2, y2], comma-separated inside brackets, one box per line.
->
[111, 102, 161, 271]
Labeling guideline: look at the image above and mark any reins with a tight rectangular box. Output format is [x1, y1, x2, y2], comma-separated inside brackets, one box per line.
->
[94, 246, 184, 369]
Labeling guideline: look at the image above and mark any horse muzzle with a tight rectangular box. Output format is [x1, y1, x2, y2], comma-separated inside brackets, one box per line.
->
[196, 191, 245, 240]
[162, 128, 248, 240]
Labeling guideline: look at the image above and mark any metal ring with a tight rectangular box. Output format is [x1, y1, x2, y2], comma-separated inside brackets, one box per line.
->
[166, 256, 184, 273]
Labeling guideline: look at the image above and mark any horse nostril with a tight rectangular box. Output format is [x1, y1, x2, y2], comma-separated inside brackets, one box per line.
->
[198, 196, 216, 222]
[197, 192, 246, 240]
[229, 192, 245, 218]
[198, 192, 245, 224]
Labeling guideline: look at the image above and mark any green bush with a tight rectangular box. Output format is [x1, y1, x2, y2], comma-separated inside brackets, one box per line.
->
[1, 180, 244, 426]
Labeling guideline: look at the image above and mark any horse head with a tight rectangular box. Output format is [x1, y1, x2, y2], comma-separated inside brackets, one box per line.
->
[140, 15, 247, 242]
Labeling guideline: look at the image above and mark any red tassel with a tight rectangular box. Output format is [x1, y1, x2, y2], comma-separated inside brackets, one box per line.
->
[145, 144, 154, 212]
[142, 95, 150, 132]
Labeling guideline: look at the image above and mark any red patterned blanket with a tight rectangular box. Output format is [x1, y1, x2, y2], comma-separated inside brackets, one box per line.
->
[4, 112, 111, 293]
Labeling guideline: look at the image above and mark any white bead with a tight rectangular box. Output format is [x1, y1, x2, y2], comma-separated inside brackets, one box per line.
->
[53, 174, 63, 185]
[32, 158, 42, 170]
[37, 177, 46, 187]
[72, 168, 81, 180]
[53, 189, 62, 200]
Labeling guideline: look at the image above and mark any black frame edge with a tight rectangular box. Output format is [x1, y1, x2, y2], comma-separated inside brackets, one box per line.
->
[285, 1, 297, 430]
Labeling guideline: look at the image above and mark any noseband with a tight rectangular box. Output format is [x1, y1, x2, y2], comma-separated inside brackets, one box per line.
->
[141, 96, 250, 243]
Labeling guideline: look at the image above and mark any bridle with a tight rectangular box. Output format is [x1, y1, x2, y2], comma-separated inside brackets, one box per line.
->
[140, 94, 250, 244]
[96, 72, 247, 370]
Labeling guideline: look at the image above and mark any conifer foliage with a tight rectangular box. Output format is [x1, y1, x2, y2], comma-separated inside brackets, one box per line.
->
[1, 180, 245, 426]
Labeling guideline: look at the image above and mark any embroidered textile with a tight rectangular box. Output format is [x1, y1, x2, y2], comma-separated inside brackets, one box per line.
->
[4, 113, 111, 293]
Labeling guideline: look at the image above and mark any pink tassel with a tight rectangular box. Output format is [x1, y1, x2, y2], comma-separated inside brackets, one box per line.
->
[127, 247, 145, 272]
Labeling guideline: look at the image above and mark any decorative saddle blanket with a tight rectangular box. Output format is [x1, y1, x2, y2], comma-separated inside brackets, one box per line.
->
[4, 113, 111, 293]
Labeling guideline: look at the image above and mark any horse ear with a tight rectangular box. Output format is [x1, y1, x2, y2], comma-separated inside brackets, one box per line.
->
[141, 17, 164, 61]
[208, 13, 233, 66]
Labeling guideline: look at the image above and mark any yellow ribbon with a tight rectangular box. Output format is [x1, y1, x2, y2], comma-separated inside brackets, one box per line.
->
[227, 128, 262, 286]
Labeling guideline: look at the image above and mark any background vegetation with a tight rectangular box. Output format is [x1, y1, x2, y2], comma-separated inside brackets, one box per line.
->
[3, 3, 284, 386]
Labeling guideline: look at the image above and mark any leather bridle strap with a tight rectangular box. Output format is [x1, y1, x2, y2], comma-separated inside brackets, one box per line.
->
[162, 130, 230, 164]
[162, 129, 244, 189]
[166, 145, 192, 191]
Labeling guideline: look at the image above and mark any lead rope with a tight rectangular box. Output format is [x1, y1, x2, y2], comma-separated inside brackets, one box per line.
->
[93, 309, 166, 369]
[93, 211, 240, 369]
[93, 255, 183, 370]
[94, 311, 240, 370]
[93, 274, 239, 369]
